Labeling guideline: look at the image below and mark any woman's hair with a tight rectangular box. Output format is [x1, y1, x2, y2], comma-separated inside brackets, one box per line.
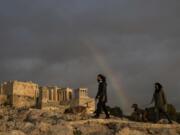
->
[98, 74, 106, 83]
[155, 82, 163, 90]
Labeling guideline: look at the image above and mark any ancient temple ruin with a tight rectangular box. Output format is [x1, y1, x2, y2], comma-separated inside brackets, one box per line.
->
[72, 88, 95, 113]
[0, 80, 95, 113]
[0, 81, 39, 108]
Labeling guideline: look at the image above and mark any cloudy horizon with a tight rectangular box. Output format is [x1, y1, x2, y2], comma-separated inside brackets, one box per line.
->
[0, 0, 180, 113]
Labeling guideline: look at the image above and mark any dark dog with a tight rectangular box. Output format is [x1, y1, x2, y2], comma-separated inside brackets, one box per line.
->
[131, 104, 148, 122]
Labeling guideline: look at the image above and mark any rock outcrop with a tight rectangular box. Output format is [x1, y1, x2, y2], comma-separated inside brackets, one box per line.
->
[0, 106, 179, 135]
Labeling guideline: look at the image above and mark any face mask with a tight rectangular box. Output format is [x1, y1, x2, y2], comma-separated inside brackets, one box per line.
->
[97, 79, 101, 83]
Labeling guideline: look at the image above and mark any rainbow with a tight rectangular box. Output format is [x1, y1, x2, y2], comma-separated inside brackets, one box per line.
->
[83, 39, 130, 112]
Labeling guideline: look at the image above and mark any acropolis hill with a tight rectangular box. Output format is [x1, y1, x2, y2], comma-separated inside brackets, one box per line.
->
[0, 80, 180, 135]
[0, 80, 95, 113]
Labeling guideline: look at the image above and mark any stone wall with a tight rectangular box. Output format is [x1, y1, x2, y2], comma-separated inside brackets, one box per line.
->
[1, 81, 14, 105]
[72, 88, 95, 113]
[13, 95, 36, 108]
[0, 81, 95, 112]
[12, 81, 39, 108]
[0, 83, 8, 105]
[0, 95, 7, 105]
[79, 97, 95, 113]
[0, 81, 39, 108]
[13, 81, 38, 98]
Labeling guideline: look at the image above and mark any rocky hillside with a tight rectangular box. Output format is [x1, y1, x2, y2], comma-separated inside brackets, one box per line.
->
[0, 106, 180, 135]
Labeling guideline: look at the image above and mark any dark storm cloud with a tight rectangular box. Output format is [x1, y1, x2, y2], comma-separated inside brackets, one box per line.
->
[0, 0, 180, 113]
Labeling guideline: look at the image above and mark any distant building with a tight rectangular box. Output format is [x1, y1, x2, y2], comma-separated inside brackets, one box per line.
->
[0, 80, 39, 108]
[38, 86, 73, 109]
[59, 88, 73, 104]
[0, 83, 8, 105]
[71, 88, 95, 113]
[75, 88, 88, 99]
[0, 80, 95, 113]
[37, 86, 61, 109]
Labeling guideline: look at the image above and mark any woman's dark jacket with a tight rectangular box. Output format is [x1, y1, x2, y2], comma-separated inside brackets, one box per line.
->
[96, 82, 107, 103]
[152, 89, 167, 110]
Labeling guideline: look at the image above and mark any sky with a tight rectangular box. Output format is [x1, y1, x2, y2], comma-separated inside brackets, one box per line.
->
[0, 0, 180, 113]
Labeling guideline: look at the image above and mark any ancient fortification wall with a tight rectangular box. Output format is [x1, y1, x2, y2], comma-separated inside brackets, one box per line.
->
[0, 81, 38, 108]
[0, 81, 95, 113]
[13, 81, 38, 98]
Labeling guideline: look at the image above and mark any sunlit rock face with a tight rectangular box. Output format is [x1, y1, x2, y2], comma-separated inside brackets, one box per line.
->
[0, 106, 180, 135]
[0, 81, 95, 114]
[0, 80, 39, 108]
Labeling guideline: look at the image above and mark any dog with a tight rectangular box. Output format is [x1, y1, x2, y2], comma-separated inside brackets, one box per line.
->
[131, 104, 148, 122]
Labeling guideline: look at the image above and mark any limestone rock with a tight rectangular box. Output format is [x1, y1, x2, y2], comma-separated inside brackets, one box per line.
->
[74, 122, 113, 135]
[0, 130, 26, 135]
[51, 124, 74, 135]
[116, 127, 146, 135]
[0, 106, 180, 135]
[22, 122, 35, 133]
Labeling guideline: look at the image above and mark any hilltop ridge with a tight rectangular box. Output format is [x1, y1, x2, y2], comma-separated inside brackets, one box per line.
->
[0, 106, 180, 135]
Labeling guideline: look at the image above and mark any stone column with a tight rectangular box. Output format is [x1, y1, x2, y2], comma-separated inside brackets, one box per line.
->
[48, 89, 50, 100]
[55, 89, 58, 101]
[51, 89, 53, 100]
[86, 90, 88, 96]
[62, 91, 65, 101]
[0, 85, 1, 94]
[65, 91, 67, 101]
[46, 89, 49, 100]
[53, 89, 55, 101]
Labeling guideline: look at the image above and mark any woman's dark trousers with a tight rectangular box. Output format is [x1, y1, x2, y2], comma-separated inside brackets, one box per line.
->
[155, 107, 172, 123]
[96, 101, 109, 117]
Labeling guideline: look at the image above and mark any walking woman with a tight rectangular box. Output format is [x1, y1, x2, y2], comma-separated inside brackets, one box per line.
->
[93, 74, 110, 119]
[151, 82, 172, 123]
